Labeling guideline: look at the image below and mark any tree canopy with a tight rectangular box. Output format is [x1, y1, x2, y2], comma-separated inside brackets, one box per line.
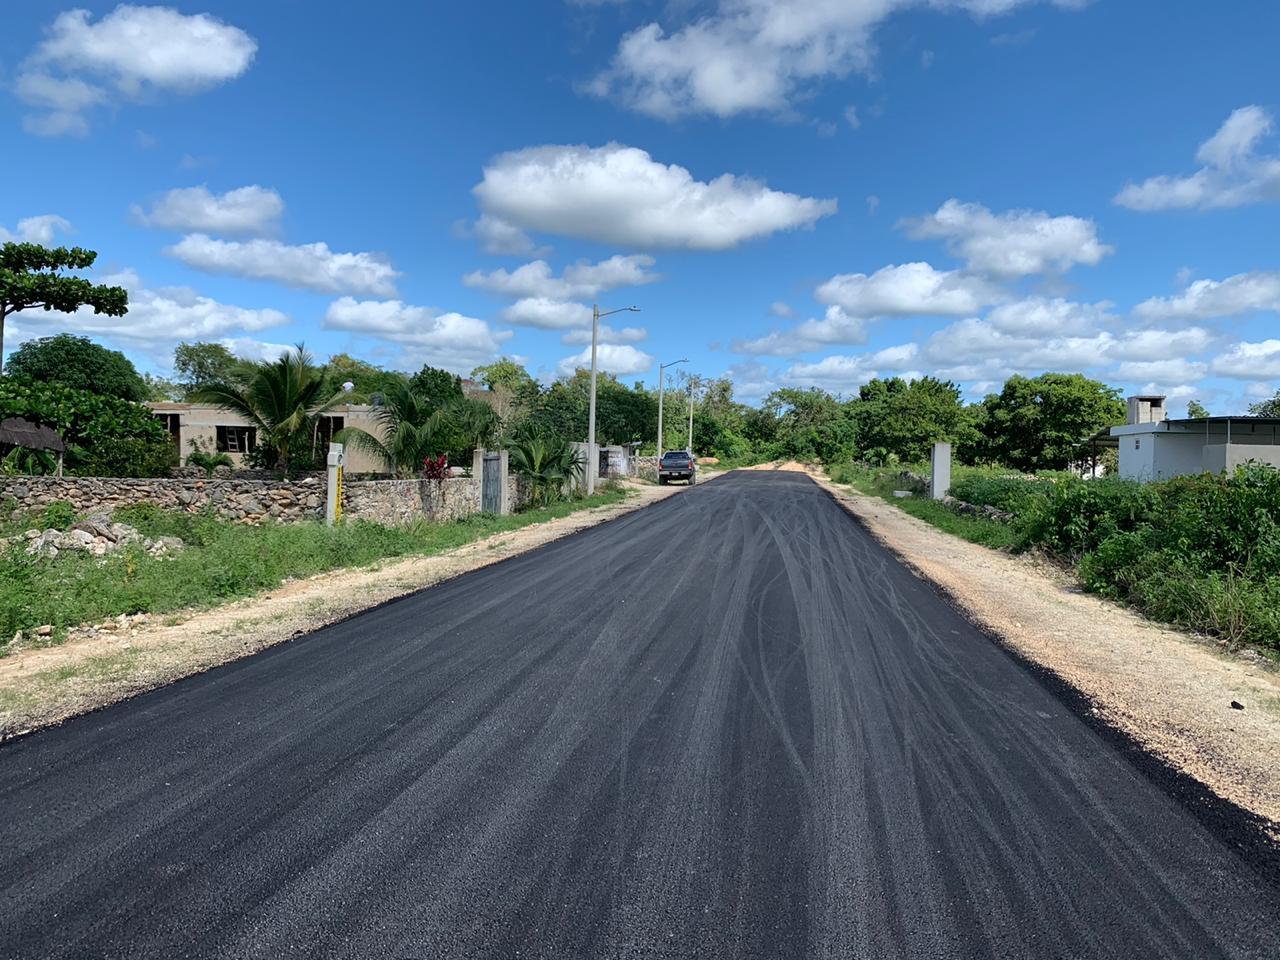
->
[0, 243, 128, 372]
[409, 365, 464, 408]
[7, 333, 147, 402]
[1249, 391, 1280, 418]
[173, 341, 254, 397]
[972, 373, 1125, 471]
[1186, 399, 1211, 419]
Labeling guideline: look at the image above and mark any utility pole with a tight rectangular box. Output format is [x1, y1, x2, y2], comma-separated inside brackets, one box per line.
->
[687, 375, 695, 453]
[656, 357, 687, 461]
[587, 303, 640, 496]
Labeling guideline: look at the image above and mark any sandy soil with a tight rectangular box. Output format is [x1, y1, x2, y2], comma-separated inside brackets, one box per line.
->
[0, 481, 683, 738]
[799, 465, 1280, 832]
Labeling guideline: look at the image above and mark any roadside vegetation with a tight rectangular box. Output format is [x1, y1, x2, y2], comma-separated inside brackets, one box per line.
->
[0, 487, 626, 654]
[831, 461, 1280, 655]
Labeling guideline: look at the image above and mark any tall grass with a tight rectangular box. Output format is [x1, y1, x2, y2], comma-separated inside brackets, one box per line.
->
[0, 488, 627, 652]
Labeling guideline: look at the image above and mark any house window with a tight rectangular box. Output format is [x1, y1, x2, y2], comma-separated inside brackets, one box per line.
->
[316, 416, 344, 447]
[216, 425, 257, 454]
[153, 413, 181, 446]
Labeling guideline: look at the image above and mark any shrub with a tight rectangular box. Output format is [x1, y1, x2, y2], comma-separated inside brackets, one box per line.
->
[1016, 477, 1161, 557]
[39, 501, 77, 530]
[949, 474, 1050, 514]
[186, 437, 233, 476]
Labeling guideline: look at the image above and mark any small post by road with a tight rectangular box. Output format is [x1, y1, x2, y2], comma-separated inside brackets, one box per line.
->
[930, 441, 951, 500]
[326, 442, 346, 525]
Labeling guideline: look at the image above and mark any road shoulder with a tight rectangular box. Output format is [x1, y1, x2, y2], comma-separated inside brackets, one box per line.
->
[0, 481, 682, 739]
[809, 469, 1280, 836]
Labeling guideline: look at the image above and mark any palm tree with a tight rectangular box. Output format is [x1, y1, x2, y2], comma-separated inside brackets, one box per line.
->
[508, 436, 585, 506]
[334, 378, 449, 477]
[193, 344, 347, 476]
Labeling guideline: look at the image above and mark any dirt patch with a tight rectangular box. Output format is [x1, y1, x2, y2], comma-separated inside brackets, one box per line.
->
[810, 469, 1280, 834]
[0, 482, 682, 739]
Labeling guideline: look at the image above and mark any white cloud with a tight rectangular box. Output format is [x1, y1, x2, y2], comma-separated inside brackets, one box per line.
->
[1133, 271, 1280, 321]
[561, 325, 648, 346]
[734, 305, 869, 356]
[0, 214, 73, 245]
[1114, 359, 1208, 382]
[323, 297, 511, 373]
[217, 337, 293, 363]
[474, 142, 835, 250]
[985, 297, 1113, 334]
[17, 5, 257, 136]
[783, 344, 921, 392]
[501, 298, 593, 330]
[1115, 106, 1280, 210]
[844, 105, 861, 129]
[464, 214, 550, 257]
[769, 300, 794, 318]
[904, 199, 1112, 277]
[816, 262, 1002, 317]
[28, 268, 289, 346]
[166, 234, 398, 296]
[557, 343, 654, 377]
[724, 359, 778, 403]
[586, 0, 1082, 120]
[464, 254, 658, 300]
[134, 185, 283, 235]
[1211, 340, 1280, 380]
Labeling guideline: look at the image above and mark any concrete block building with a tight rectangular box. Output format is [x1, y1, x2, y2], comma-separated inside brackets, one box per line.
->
[147, 402, 390, 474]
[1092, 395, 1280, 481]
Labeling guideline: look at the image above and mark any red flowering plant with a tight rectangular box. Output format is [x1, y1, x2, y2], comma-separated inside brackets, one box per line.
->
[421, 453, 449, 481]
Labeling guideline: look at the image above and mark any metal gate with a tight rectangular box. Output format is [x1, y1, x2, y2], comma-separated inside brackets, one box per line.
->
[482, 452, 501, 513]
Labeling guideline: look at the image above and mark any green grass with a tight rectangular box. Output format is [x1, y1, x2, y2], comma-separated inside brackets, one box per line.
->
[827, 462, 1020, 550]
[0, 488, 627, 654]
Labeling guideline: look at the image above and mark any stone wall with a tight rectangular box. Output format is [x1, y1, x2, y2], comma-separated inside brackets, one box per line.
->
[0, 476, 324, 523]
[342, 476, 528, 526]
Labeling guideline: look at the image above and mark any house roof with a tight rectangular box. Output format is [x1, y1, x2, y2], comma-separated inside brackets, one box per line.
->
[0, 417, 66, 453]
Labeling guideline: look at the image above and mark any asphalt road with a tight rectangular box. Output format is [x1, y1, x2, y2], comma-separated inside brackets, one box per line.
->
[2, 471, 1277, 959]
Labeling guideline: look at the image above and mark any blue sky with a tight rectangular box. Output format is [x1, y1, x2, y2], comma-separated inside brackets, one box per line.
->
[2, 1, 1279, 413]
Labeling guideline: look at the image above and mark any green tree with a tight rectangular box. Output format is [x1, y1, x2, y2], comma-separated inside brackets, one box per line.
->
[1248, 392, 1279, 418]
[409, 365, 464, 408]
[336, 379, 451, 476]
[323, 353, 406, 400]
[7, 333, 147, 401]
[1186, 399, 1211, 419]
[852, 376, 970, 464]
[976, 372, 1125, 471]
[173, 341, 253, 396]
[193, 345, 346, 476]
[471, 357, 537, 392]
[0, 243, 128, 374]
[764, 387, 857, 463]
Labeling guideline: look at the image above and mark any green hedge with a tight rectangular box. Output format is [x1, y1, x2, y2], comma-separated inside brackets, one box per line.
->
[0, 377, 174, 478]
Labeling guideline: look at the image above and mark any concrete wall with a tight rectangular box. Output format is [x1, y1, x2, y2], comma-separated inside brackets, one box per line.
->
[1118, 429, 1280, 480]
[1117, 432, 1157, 480]
[1203, 444, 1280, 473]
[0, 475, 325, 523]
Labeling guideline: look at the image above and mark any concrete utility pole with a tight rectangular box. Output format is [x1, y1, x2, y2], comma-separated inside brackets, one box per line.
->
[687, 376, 695, 453]
[587, 303, 640, 496]
[656, 357, 687, 460]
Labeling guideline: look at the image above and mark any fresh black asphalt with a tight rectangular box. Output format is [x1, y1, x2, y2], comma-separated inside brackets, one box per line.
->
[2, 471, 1277, 959]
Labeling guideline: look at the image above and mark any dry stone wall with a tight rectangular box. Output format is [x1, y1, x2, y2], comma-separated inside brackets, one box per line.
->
[0, 476, 324, 523]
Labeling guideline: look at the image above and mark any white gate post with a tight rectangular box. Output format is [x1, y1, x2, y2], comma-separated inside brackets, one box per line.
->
[326, 442, 345, 525]
[930, 441, 951, 500]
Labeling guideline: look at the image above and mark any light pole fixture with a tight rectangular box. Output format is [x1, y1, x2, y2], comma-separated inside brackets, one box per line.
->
[587, 303, 640, 496]
[656, 357, 687, 464]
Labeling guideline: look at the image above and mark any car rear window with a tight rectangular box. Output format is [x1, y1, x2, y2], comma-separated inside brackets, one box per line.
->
[661, 453, 690, 463]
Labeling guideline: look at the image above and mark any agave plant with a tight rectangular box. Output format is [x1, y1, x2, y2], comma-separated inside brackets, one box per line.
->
[508, 436, 585, 507]
[193, 344, 347, 476]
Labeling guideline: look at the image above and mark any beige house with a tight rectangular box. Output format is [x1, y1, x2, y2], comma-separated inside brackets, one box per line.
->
[147, 402, 390, 473]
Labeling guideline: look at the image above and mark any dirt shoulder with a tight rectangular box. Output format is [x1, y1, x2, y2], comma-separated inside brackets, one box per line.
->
[0, 481, 683, 739]
[803, 466, 1280, 833]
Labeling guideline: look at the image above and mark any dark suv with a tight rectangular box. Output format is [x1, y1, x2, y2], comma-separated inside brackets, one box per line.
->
[657, 450, 697, 485]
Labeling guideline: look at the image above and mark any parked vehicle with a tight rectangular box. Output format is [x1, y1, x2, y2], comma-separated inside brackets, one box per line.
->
[658, 450, 697, 485]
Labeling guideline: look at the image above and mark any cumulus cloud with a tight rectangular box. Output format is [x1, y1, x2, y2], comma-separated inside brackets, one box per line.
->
[904, 199, 1112, 277]
[501, 298, 594, 330]
[1133, 270, 1280, 321]
[166, 234, 399, 297]
[464, 254, 658, 301]
[17, 5, 257, 136]
[586, 0, 1083, 120]
[28, 268, 289, 346]
[1211, 340, 1280, 380]
[557, 343, 654, 377]
[561, 324, 648, 346]
[323, 297, 511, 373]
[0, 214, 73, 245]
[734, 306, 869, 356]
[474, 142, 835, 250]
[1115, 106, 1280, 211]
[216, 337, 293, 363]
[816, 262, 1003, 317]
[985, 297, 1114, 334]
[783, 344, 921, 392]
[461, 214, 550, 257]
[134, 185, 283, 235]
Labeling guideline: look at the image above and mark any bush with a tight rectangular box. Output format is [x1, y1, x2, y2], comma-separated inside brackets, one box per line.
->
[39, 501, 77, 530]
[948, 474, 1050, 514]
[1016, 477, 1161, 557]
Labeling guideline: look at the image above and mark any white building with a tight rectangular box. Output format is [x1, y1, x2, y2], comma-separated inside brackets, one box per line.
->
[1097, 395, 1280, 481]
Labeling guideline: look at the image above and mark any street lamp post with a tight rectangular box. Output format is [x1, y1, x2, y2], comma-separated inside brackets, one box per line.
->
[687, 375, 696, 453]
[656, 357, 687, 465]
[587, 303, 640, 496]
